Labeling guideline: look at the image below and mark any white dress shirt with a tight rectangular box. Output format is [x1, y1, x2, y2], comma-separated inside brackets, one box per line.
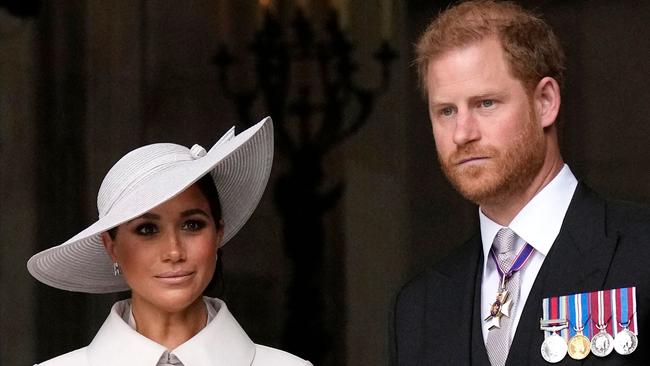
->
[480, 164, 578, 343]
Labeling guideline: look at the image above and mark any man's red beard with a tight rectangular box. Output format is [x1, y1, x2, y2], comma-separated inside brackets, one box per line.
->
[437, 115, 546, 206]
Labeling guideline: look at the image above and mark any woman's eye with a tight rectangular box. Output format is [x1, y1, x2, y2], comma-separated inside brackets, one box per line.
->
[135, 223, 158, 236]
[183, 220, 206, 232]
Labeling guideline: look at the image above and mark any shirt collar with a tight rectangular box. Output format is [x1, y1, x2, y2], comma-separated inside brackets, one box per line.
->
[87, 297, 256, 366]
[124, 297, 218, 328]
[479, 164, 578, 258]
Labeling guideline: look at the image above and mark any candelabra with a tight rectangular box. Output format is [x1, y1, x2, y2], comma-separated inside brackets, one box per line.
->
[214, 6, 396, 364]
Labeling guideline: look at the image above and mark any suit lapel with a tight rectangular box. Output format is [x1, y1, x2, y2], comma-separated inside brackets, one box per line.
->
[421, 234, 484, 365]
[507, 183, 620, 365]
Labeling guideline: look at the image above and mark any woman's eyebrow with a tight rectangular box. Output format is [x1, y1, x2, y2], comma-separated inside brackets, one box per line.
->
[180, 208, 210, 218]
[127, 212, 161, 224]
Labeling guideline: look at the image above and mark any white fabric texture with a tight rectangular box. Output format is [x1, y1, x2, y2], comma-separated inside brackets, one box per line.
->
[34, 297, 312, 366]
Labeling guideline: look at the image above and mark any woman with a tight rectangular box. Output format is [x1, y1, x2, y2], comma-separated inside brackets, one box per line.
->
[28, 118, 312, 365]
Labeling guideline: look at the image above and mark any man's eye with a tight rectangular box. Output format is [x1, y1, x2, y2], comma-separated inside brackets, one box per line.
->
[440, 107, 454, 116]
[481, 100, 495, 108]
[135, 223, 158, 236]
[183, 220, 206, 232]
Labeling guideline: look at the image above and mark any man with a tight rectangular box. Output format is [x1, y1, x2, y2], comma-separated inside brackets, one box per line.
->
[394, 1, 650, 365]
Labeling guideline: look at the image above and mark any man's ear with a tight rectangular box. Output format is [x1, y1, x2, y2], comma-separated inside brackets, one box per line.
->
[101, 232, 117, 261]
[533, 76, 561, 128]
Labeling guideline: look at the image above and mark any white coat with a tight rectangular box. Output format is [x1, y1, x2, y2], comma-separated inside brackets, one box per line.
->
[35, 297, 312, 366]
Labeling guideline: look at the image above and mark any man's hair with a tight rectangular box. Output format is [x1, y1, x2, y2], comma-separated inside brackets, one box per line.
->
[415, 0, 565, 95]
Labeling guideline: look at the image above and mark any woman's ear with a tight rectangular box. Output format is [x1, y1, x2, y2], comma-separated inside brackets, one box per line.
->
[101, 232, 117, 261]
[533, 76, 561, 129]
[216, 220, 225, 247]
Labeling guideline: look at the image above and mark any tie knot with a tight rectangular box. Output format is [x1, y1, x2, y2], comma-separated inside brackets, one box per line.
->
[493, 227, 516, 254]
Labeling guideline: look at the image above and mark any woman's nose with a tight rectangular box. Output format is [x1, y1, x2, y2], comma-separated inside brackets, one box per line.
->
[162, 231, 186, 262]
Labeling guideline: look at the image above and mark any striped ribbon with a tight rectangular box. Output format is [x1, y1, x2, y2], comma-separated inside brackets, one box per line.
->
[489, 243, 535, 282]
[542, 295, 569, 340]
[568, 292, 591, 338]
[543, 287, 638, 340]
[615, 287, 638, 335]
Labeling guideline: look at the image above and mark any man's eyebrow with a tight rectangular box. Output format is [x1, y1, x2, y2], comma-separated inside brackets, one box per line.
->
[429, 99, 453, 108]
[430, 91, 508, 105]
[469, 90, 510, 101]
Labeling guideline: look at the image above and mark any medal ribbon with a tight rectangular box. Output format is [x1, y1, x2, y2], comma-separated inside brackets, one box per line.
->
[560, 295, 569, 340]
[541, 296, 558, 339]
[568, 292, 591, 338]
[615, 287, 638, 335]
[542, 295, 568, 339]
[590, 290, 613, 335]
[489, 242, 535, 285]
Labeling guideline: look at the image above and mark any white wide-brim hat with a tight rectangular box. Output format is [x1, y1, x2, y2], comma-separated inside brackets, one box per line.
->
[27, 117, 274, 293]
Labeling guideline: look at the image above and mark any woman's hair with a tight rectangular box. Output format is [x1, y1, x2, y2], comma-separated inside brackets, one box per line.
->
[107, 173, 226, 296]
[415, 0, 565, 96]
[195, 174, 225, 297]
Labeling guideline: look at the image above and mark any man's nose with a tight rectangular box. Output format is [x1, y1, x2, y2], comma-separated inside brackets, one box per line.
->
[452, 111, 481, 146]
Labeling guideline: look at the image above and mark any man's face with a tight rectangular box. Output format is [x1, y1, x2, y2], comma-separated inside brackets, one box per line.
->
[426, 37, 546, 206]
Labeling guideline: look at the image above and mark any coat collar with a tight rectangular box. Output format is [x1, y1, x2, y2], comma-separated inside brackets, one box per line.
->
[87, 297, 256, 366]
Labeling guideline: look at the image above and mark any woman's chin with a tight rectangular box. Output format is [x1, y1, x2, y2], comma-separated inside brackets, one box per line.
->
[133, 288, 204, 314]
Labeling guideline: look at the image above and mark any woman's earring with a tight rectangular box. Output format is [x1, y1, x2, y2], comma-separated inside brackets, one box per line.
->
[113, 262, 122, 276]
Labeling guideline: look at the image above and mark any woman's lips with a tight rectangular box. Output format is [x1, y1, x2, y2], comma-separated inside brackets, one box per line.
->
[154, 270, 194, 284]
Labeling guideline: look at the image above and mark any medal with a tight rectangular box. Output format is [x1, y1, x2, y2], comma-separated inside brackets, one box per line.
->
[540, 320, 568, 363]
[567, 293, 591, 360]
[568, 333, 590, 360]
[540, 286, 639, 362]
[614, 326, 638, 355]
[541, 333, 568, 363]
[590, 290, 614, 357]
[613, 287, 638, 355]
[484, 288, 513, 330]
[484, 242, 534, 329]
[540, 295, 569, 362]
[591, 325, 614, 357]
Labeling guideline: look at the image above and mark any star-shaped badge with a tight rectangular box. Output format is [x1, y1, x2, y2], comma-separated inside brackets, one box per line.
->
[484, 290, 513, 330]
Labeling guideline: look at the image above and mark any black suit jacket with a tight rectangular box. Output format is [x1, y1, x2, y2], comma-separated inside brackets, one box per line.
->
[395, 184, 650, 365]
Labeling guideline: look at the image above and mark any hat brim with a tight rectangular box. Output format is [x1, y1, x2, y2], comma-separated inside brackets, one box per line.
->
[27, 117, 274, 293]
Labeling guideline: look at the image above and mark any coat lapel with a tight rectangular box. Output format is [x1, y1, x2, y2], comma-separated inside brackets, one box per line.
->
[507, 183, 620, 365]
[420, 234, 485, 365]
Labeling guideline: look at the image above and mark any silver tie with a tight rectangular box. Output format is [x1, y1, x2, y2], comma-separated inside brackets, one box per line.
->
[485, 228, 520, 366]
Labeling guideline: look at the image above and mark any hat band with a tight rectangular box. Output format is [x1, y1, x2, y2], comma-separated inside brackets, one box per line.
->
[98, 153, 195, 218]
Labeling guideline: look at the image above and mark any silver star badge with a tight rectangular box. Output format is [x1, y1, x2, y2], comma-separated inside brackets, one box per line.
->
[484, 290, 513, 330]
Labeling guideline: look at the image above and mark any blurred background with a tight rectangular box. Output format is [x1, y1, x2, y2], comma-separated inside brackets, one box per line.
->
[1, 0, 649, 365]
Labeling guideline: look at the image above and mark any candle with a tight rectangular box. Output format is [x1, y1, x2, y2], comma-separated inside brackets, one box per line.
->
[258, 0, 271, 28]
[338, 0, 349, 30]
